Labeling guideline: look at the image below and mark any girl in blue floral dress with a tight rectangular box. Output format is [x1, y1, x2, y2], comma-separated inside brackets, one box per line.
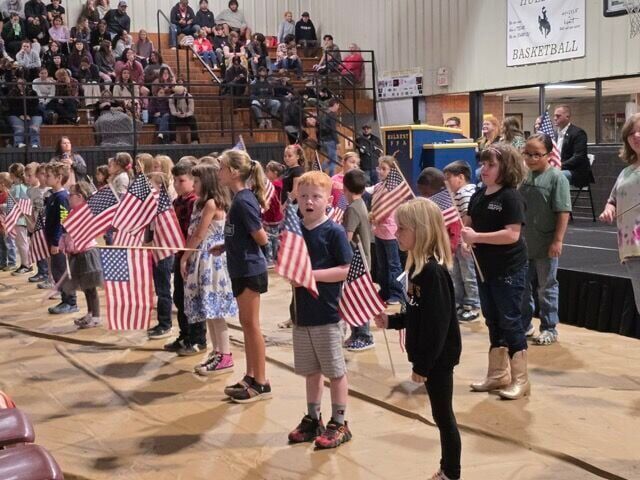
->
[181, 164, 238, 376]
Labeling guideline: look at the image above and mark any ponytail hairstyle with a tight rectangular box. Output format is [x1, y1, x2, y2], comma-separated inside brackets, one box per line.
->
[69, 181, 93, 201]
[8, 163, 26, 184]
[284, 143, 306, 168]
[218, 149, 268, 209]
[113, 151, 134, 179]
[191, 163, 230, 212]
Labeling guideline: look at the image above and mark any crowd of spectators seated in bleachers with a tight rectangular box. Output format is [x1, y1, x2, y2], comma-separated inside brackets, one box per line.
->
[0, 0, 364, 149]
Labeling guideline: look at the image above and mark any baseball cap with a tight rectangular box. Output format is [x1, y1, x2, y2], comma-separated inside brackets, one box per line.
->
[118, 1, 127, 7]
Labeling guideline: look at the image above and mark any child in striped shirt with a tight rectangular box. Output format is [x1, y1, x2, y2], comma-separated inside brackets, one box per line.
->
[443, 161, 480, 323]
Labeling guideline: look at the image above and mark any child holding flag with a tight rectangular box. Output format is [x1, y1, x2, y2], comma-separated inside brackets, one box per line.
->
[370, 156, 406, 305]
[286, 171, 354, 449]
[61, 181, 104, 329]
[8, 163, 32, 276]
[44, 162, 78, 315]
[374, 198, 462, 480]
[342, 168, 375, 352]
[181, 164, 238, 374]
[217, 149, 271, 403]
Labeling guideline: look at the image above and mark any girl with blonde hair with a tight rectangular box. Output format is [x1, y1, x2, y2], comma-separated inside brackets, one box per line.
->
[217, 149, 270, 402]
[374, 198, 461, 480]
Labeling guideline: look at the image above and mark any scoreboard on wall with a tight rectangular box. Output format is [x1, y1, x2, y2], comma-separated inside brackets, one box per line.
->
[377, 69, 424, 100]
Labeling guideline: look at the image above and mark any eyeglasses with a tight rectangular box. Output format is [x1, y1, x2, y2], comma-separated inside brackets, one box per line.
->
[522, 152, 547, 160]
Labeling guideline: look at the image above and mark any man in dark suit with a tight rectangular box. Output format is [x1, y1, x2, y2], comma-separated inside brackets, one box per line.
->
[553, 105, 592, 187]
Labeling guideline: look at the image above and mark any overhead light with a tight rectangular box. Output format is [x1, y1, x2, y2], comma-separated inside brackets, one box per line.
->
[545, 84, 590, 90]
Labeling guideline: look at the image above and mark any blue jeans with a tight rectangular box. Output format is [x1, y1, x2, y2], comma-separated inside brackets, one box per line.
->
[169, 24, 197, 47]
[365, 168, 378, 186]
[561, 169, 572, 182]
[276, 58, 303, 78]
[0, 233, 16, 267]
[37, 258, 49, 276]
[152, 113, 170, 140]
[478, 268, 528, 355]
[451, 244, 480, 308]
[374, 237, 404, 302]
[321, 139, 338, 176]
[350, 321, 373, 342]
[50, 252, 76, 306]
[251, 99, 281, 121]
[8, 115, 42, 147]
[521, 257, 559, 334]
[198, 50, 216, 67]
[263, 224, 280, 264]
[153, 256, 174, 330]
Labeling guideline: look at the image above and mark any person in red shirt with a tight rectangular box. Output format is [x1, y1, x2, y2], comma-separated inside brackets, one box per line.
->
[339, 43, 364, 83]
[193, 29, 216, 68]
[164, 159, 207, 353]
[262, 161, 284, 267]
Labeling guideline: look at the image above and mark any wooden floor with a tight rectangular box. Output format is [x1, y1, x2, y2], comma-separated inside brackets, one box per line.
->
[1, 269, 638, 479]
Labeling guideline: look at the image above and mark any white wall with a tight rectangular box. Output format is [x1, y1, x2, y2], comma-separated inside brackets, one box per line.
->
[64, 0, 640, 95]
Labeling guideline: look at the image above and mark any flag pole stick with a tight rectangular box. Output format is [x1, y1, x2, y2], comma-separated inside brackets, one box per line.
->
[444, 181, 485, 283]
[97, 244, 200, 252]
[357, 241, 397, 377]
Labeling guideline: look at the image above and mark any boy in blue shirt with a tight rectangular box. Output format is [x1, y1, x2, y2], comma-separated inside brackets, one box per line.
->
[44, 162, 78, 314]
[288, 171, 354, 449]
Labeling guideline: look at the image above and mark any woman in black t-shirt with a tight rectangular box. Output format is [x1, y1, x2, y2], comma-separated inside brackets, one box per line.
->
[461, 143, 531, 401]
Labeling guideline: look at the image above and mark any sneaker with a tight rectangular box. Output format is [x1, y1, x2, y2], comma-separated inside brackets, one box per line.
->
[176, 343, 207, 356]
[74, 313, 91, 326]
[230, 379, 272, 404]
[288, 414, 325, 443]
[224, 375, 254, 398]
[534, 330, 558, 346]
[11, 266, 33, 276]
[277, 318, 293, 329]
[429, 470, 455, 480]
[28, 273, 46, 283]
[314, 419, 352, 449]
[48, 303, 79, 314]
[386, 299, 401, 305]
[342, 334, 354, 348]
[163, 337, 185, 352]
[147, 325, 173, 339]
[37, 280, 54, 289]
[460, 307, 481, 323]
[455, 304, 464, 318]
[195, 352, 234, 376]
[525, 324, 535, 337]
[17, 143, 26, 148]
[2, 265, 17, 272]
[346, 337, 375, 352]
[78, 317, 101, 329]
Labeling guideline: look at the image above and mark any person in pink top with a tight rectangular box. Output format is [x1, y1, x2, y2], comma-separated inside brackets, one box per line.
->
[370, 155, 404, 304]
[48, 15, 70, 54]
[330, 151, 360, 192]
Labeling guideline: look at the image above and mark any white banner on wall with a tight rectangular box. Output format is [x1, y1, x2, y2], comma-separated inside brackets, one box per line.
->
[507, 0, 585, 67]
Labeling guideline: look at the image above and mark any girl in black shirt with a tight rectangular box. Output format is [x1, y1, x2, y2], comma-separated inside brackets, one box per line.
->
[375, 198, 462, 480]
[461, 143, 530, 400]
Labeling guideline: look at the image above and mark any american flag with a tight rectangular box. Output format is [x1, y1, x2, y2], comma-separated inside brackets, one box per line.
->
[29, 212, 49, 264]
[371, 166, 414, 221]
[101, 247, 153, 330]
[233, 135, 246, 151]
[338, 245, 385, 327]
[540, 111, 561, 169]
[328, 192, 348, 224]
[113, 228, 144, 247]
[276, 203, 318, 297]
[151, 185, 185, 262]
[429, 189, 461, 227]
[63, 186, 119, 251]
[112, 175, 159, 235]
[264, 177, 276, 208]
[3, 197, 32, 237]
